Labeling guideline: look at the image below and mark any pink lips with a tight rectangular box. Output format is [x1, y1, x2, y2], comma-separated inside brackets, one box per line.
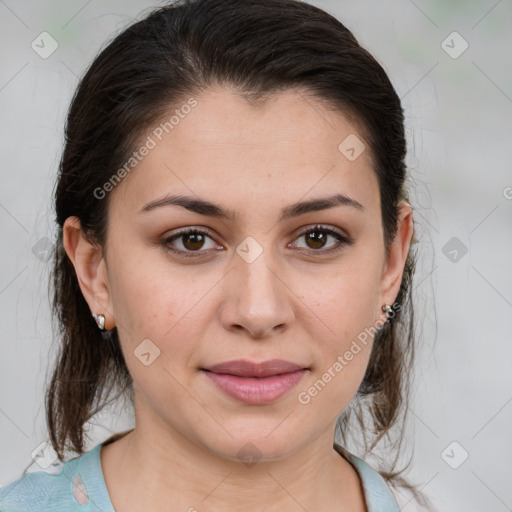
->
[202, 359, 308, 405]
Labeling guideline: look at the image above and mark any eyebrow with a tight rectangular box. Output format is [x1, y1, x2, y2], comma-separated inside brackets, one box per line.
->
[140, 193, 364, 222]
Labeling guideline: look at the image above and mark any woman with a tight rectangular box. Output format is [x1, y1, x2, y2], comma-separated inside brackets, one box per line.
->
[0, 0, 429, 510]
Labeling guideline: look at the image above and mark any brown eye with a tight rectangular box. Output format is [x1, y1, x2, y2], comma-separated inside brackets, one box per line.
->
[181, 231, 206, 251]
[304, 230, 328, 250]
[291, 225, 354, 254]
[162, 228, 221, 258]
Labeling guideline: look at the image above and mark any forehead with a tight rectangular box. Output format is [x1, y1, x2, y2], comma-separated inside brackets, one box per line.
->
[109, 86, 379, 219]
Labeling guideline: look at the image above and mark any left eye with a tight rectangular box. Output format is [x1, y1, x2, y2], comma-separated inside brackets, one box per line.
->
[162, 225, 353, 258]
[290, 225, 353, 253]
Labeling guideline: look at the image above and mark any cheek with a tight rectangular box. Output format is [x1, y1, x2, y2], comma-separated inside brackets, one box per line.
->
[302, 249, 383, 339]
[107, 240, 191, 333]
[293, 253, 383, 406]
[106, 247, 217, 371]
[296, 287, 376, 415]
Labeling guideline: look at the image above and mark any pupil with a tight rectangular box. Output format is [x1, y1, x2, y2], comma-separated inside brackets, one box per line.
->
[184, 233, 204, 250]
[307, 231, 325, 249]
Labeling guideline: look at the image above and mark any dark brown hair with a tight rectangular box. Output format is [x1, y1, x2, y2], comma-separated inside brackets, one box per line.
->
[43, 0, 427, 506]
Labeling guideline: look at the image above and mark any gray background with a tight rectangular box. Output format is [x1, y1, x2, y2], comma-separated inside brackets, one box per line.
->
[1, 1, 511, 510]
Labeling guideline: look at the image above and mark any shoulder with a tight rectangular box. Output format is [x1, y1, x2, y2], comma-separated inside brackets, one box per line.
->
[0, 463, 75, 512]
[334, 443, 400, 512]
[347, 454, 400, 511]
[0, 444, 107, 512]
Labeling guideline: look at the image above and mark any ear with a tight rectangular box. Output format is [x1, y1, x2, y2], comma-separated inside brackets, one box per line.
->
[62, 216, 115, 330]
[378, 201, 414, 312]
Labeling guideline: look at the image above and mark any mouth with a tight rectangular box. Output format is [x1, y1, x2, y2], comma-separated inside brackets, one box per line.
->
[201, 359, 309, 405]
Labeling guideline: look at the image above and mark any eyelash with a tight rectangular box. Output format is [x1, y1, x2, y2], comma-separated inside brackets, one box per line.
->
[161, 225, 354, 259]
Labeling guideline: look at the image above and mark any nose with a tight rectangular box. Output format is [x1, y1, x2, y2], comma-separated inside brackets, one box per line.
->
[219, 244, 295, 340]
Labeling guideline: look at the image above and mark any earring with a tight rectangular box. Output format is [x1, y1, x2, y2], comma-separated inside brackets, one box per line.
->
[382, 304, 392, 313]
[92, 313, 106, 331]
[382, 304, 393, 322]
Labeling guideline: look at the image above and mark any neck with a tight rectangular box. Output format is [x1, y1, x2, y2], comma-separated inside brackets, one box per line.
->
[101, 424, 366, 512]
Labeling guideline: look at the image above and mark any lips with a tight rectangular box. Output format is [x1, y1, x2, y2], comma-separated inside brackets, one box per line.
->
[203, 359, 306, 378]
[201, 359, 308, 404]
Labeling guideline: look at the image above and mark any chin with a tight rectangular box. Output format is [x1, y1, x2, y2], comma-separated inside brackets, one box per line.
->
[201, 431, 305, 465]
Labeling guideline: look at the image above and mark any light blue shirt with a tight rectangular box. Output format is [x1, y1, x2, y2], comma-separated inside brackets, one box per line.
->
[0, 441, 399, 511]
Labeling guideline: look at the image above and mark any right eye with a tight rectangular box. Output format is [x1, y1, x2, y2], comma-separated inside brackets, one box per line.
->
[161, 227, 223, 258]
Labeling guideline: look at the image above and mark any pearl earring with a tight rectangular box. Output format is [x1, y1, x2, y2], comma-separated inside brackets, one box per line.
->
[92, 313, 106, 330]
[381, 304, 393, 320]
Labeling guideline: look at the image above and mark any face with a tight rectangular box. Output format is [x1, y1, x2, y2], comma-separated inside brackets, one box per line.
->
[66, 86, 412, 462]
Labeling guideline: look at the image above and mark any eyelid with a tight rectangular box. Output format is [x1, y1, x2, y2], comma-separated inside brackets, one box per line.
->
[161, 226, 221, 257]
[293, 224, 353, 243]
[161, 224, 354, 257]
[289, 224, 354, 252]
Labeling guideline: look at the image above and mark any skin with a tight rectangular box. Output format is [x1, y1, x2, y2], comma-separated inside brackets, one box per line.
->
[64, 86, 413, 512]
